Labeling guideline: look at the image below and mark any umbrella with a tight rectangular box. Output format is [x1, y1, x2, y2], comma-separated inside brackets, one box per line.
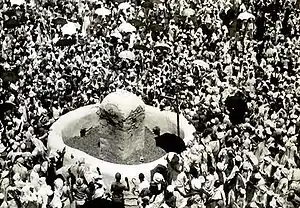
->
[225, 92, 248, 125]
[111, 31, 122, 39]
[237, 11, 255, 20]
[154, 133, 186, 154]
[10, 0, 25, 5]
[141, 1, 154, 8]
[129, 19, 146, 27]
[0, 102, 16, 120]
[55, 38, 77, 46]
[192, 60, 209, 69]
[3, 10, 16, 17]
[182, 8, 195, 17]
[84, 198, 115, 208]
[151, 0, 163, 3]
[0, 70, 19, 90]
[133, 44, 150, 51]
[3, 101, 15, 110]
[150, 24, 164, 32]
[95, 7, 111, 16]
[61, 22, 79, 35]
[52, 17, 67, 26]
[119, 50, 135, 60]
[118, 22, 136, 33]
[154, 43, 171, 51]
[3, 18, 20, 29]
[118, 2, 131, 10]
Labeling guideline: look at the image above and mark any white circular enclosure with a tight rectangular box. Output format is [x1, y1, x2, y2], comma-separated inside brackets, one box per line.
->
[47, 90, 195, 187]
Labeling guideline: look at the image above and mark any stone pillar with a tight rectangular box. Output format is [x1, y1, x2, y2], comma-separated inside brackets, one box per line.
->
[97, 90, 146, 161]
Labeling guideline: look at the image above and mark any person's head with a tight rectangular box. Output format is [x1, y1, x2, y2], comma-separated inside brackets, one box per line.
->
[165, 185, 174, 198]
[239, 188, 246, 197]
[115, 172, 121, 182]
[139, 173, 145, 182]
[287, 190, 295, 201]
[153, 126, 161, 136]
[208, 166, 215, 175]
[189, 165, 199, 178]
[0, 193, 4, 204]
[141, 196, 150, 207]
[214, 180, 222, 188]
[76, 178, 83, 187]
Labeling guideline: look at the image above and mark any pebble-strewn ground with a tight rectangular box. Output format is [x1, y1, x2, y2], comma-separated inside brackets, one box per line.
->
[65, 126, 166, 165]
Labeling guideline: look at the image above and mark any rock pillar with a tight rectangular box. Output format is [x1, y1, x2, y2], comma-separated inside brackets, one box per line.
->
[97, 90, 146, 161]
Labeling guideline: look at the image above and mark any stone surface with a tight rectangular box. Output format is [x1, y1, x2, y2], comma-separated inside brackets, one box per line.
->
[97, 90, 146, 160]
[65, 126, 166, 165]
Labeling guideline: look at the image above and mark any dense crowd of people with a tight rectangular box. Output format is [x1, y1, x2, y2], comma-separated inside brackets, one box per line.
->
[1, 0, 300, 207]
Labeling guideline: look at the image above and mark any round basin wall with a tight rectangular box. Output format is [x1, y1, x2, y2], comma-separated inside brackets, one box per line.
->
[48, 104, 195, 187]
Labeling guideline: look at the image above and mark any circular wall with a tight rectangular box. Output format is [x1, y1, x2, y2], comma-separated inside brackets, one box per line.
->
[47, 100, 195, 187]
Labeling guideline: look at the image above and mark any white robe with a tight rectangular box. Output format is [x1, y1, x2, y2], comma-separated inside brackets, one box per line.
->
[82, 16, 90, 37]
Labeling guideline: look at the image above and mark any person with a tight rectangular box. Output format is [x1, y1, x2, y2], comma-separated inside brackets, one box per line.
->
[205, 180, 226, 208]
[110, 172, 130, 208]
[71, 178, 87, 208]
[137, 173, 150, 194]
[0, 193, 7, 208]
[149, 173, 166, 207]
[163, 185, 177, 208]
[136, 173, 150, 207]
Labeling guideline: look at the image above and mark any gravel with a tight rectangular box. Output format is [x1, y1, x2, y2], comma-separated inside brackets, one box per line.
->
[65, 126, 166, 165]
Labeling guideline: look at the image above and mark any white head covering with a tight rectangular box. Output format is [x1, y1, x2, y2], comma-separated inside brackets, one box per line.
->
[217, 162, 226, 171]
[191, 176, 205, 190]
[166, 185, 175, 193]
[281, 168, 289, 178]
[54, 178, 64, 190]
[249, 202, 259, 208]
[153, 173, 164, 183]
[235, 155, 243, 162]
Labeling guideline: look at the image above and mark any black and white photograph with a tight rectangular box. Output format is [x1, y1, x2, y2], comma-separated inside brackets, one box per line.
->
[0, 0, 300, 207]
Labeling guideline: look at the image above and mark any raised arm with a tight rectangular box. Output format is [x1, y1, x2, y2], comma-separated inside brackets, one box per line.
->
[124, 177, 130, 191]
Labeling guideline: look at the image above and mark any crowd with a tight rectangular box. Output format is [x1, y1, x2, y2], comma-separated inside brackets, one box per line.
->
[1, 0, 300, 207]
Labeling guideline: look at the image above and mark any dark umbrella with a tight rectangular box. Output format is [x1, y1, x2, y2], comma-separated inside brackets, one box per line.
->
[151, 0, 162, 3]
[154, 133, 186, 154]
[150, 24, 164, 32]
[154, 43, 171, 51]
[84, 198, 114, 208]
[52, 17, 68, 26]
[142, 1, 154, 9]
[129, 19, 146, 27]
[3, 10, 16, 17]
[55, 38, 77, 46]
[133, 44, 150, 51]
[3, 18, 20, 29]
[225, 92, 248, 125]
[0, 102, 16, 122]
[0, 101, 16, 118]
[1, 102, 15, 111]
[0, 68, 19, 84]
